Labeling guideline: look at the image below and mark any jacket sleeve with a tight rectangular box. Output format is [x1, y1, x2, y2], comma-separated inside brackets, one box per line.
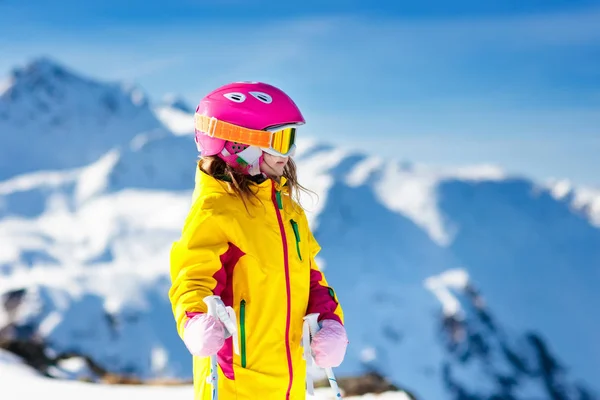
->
[305, 228, 344, 325]
[169, 202, 230, 339]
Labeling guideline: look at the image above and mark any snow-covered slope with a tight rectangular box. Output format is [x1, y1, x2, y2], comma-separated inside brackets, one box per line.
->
[0, 349, 409, 399]
[1, 59, 599, 400]
[153, 94, 195, 136]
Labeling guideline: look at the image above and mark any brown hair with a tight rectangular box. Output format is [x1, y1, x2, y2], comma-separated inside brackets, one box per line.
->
[198, 156, 312, 210]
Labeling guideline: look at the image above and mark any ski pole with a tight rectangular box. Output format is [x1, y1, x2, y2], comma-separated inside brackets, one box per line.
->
[304, 313, 343, 399]
[203, 295, 240, 400]
[203, 296, 220, 400]
[302, 317, 315, 396]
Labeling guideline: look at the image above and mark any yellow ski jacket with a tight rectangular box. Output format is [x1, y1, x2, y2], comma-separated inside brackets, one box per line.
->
[169, 167, 344, 400]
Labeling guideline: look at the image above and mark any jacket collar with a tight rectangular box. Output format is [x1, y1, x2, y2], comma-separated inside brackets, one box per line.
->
[193, 166, 289, 204]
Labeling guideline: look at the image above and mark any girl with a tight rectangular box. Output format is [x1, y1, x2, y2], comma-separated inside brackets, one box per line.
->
[169, 82, 348, 400]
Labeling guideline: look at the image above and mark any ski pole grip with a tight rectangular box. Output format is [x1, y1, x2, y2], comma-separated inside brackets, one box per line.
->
[203, 295, 219, 318]
[304, 313, 320, 336]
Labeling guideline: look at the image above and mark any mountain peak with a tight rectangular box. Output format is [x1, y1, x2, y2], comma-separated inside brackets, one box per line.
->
[0, 57, 152, 118]
[0, 57, 96, 112]
[18, 57, 72, 78]
[0, 57, 163, 180]
[5, 57, 85, 96]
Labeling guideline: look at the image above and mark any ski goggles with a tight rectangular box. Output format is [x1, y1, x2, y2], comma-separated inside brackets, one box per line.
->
[195, 114, 299, 156]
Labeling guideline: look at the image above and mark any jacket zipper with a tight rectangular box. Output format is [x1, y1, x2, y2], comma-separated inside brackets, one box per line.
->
[290, 219, 302, 261]
[272, 183, 293, 399]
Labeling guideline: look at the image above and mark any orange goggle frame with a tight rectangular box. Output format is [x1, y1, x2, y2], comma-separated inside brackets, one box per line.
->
[195, 114, 299, 156]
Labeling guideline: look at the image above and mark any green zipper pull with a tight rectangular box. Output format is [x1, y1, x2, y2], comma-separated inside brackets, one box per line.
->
[240, 299, 247, 368]
[275, 190, 283, 210]
[290, 219, 302, 260]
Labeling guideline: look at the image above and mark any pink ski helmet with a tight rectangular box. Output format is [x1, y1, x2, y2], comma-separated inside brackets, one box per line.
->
[194, 82, 305, 174]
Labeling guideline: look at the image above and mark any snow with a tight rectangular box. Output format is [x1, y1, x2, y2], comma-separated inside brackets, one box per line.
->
[161, 94, 194, 113]
[550, 178, 573, 199]
[548, 178, 600, 227]
[0, 350, 193, 399]
[38, 310, 63, 336]
[296, 146, 350, 229]
[369, 162, 506, 246]
[75, 150, 120, 204]
[373, 162, 451, 246]
[154, 105, 194, 135]
[125, 85, 148, 107]
[0, 349, 40, 377]
[360, 346, 377, 363]
[0, 76, 13, 96]
[0, 169, 79, 195]
[345, 156, 384, 187]
[573, 186, 600, 226]
[424, 269, 470, 317]
[0, 349, 404, 400]
[154, 94, 195, 135]
[446, 164, 506, 181]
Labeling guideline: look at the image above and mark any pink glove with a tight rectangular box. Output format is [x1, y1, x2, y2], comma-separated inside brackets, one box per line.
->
[311, 319, 348, 368]
[183, 313, 225, 357]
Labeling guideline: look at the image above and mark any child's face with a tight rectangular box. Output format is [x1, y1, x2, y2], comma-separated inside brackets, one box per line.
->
[261, 152, 289, 179]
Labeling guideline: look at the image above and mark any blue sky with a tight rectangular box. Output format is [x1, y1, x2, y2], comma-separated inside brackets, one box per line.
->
[1, 0, 599, 186]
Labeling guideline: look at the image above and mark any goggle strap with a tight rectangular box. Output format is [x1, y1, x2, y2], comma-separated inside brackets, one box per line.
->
[195, 114, 272, 148]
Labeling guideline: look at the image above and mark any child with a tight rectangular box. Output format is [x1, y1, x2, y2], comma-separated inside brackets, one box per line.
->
[169, 82, 348, 400]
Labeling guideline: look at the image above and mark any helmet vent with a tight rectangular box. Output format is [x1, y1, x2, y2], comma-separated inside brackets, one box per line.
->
[250, 91, 273, 104]
[223, 92, 246, 103]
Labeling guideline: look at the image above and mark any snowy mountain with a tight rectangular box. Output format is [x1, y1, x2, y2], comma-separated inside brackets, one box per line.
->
[0, 57, 169, 180]
[426, 269, 597, 399]
[301, 153, 600, 399]
[1, 59, 599, 400]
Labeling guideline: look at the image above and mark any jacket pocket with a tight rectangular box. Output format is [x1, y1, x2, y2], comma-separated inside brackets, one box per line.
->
[240, 299, 247, 368]
[289, 219, 302, 261]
